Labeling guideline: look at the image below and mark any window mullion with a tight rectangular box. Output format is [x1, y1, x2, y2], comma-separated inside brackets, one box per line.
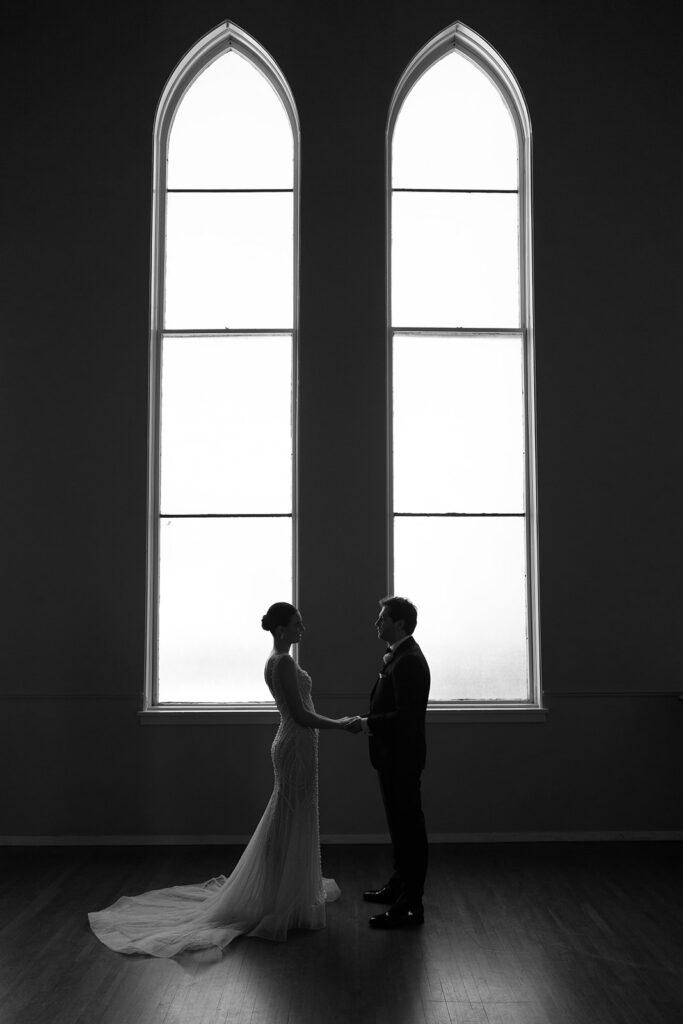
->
[163, 329, 292, 337]
[393, 327, 523, 335]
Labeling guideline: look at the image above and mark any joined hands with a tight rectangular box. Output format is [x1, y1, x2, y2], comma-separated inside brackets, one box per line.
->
[339, 716, 363, 734]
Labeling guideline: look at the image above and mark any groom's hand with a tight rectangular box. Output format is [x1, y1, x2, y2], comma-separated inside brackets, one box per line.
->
[344, 717, 363, 733]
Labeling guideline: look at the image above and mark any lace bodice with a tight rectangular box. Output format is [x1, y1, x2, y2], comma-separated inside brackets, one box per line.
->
[265, 654, 315, 720]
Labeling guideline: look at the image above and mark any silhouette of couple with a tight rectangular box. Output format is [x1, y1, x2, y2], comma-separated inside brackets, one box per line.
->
[89, 596, 430, 957]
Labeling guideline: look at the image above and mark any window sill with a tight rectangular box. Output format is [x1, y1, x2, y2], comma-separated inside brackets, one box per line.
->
[426, 703, 547, 723]
[139, 703, 547, 725]
[139, 704, 281, 725]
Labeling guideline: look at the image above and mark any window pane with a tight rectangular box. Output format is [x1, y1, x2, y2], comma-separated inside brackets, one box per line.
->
[160, 335, 292, 514]
[392, 192, 519, 328]
[393, 334, 525, 513]
[158, 516, 292, 702]
[168, 51, 293, 190]
[164, 193, 293, 329]
[392, 52, 518, 190]
[394, 516, 529, 701]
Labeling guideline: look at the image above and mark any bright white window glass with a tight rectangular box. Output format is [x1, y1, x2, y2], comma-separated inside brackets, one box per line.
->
[393, 334, 525, 513]
[152, 28, 297, 708]
[160, 335, 292, 515]
[392, 52, 517, 190]
[391, 192, 519, 328]
[394, 516, 529, 701]
[158, 517, 292, 703]
[389, 28, 535, 706]
[164, 193, 293, 329]
[167, 51, 293, 189]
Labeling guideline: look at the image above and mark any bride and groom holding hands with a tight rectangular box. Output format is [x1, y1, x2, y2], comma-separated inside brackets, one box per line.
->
[89, 596, 430, 957]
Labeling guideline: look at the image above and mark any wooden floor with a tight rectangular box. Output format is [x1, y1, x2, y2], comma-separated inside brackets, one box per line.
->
[0, 842, 681, 1024]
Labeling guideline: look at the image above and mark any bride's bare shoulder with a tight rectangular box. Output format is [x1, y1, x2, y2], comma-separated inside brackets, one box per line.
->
[265, 652, 294, 674]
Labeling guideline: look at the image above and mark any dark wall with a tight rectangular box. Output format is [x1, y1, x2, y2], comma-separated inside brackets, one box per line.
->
[1, 0, 681, 839]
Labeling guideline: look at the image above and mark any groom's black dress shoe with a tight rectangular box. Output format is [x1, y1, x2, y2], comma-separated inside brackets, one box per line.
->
[362, 885, 403, 904]
[368, 904, 424, 929]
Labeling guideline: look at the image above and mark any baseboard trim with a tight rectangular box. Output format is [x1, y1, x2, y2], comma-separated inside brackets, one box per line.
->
[0, 830, 681, 847]
[326, 830, 683, 844]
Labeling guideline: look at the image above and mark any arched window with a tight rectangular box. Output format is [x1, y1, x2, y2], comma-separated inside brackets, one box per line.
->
[145, 23, 298, 708]
[388, 23, 541, 708]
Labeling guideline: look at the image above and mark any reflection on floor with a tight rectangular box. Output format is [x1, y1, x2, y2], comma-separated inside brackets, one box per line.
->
[0, 841, 681, 1024]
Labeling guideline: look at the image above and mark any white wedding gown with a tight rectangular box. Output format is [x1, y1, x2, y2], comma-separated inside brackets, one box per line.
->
[88, 654, 340, 957]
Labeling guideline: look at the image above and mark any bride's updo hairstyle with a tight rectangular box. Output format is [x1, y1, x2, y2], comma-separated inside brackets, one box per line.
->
[261, 601, 298, 634]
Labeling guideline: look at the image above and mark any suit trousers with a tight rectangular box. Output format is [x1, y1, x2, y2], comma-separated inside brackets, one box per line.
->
[378, 764, 428, 906]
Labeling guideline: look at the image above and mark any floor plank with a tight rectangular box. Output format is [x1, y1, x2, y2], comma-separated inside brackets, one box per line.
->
[0, 843, 681, 1024]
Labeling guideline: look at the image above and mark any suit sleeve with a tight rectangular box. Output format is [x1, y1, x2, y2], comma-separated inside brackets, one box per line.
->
[367, 653, 429, 738]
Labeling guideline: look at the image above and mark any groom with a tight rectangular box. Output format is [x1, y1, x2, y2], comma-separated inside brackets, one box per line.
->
[349, 596, 431, 928]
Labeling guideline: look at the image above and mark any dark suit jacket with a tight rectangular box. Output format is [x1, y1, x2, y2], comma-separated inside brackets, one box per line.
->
[367, 636, 430, 772]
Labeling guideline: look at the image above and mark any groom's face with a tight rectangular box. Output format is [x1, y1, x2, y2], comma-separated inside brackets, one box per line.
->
[375, 606, 400, 645]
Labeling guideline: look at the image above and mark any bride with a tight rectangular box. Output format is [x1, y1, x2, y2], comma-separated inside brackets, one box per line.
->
[88, 602, 359, 957]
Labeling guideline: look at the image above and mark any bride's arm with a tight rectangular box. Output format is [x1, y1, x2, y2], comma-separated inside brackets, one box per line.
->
[276, 656, 356, 730]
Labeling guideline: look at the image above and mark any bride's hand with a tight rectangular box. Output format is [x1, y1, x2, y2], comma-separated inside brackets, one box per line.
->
[339, 716, 362, 733]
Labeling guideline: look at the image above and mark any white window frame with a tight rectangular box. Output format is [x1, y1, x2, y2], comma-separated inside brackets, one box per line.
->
[142, 22, 299, 723]
[386, 22, 544, 722]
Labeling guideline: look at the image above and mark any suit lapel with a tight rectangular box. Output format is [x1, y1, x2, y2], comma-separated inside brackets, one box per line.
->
[387, 636, 417, 665]
[369, 637, 418, 706]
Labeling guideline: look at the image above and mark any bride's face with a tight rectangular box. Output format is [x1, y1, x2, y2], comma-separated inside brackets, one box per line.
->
[282, 612, 305, 646]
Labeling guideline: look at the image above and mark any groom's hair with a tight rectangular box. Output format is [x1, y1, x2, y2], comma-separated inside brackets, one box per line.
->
[379, 596, 417, 635]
